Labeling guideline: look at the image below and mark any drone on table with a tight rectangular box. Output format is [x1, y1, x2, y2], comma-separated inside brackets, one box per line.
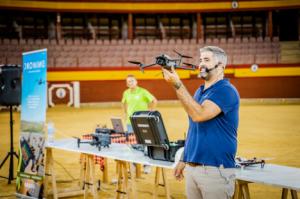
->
[74, 126, 123, 151]
[235, 157, 266, 169]
[128, 50, 198, 72]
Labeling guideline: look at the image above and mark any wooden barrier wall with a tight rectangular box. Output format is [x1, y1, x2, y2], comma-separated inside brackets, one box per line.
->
[49, 76, 300, 104]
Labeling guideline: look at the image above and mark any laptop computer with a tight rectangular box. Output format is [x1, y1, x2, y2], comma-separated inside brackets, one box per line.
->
[111, 117, 125, 133]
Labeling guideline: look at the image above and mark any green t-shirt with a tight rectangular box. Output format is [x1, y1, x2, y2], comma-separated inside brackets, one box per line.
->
[122, 86, 154, 124]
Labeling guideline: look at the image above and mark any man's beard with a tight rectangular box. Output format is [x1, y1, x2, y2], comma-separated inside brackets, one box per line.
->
[198, 65, 214, 81]
[198, 71, 211, 80]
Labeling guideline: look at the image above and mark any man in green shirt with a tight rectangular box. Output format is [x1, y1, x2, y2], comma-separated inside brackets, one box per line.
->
[122, 74, 157, 133]
[122, 75, 157, 174]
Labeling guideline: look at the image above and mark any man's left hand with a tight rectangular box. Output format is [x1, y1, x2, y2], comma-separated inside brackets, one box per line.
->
[162, 66, 180, 84]
[173, 161, 186, 181]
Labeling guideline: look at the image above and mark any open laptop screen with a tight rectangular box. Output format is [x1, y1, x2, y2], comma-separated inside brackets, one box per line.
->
[111, 117, 125, 133]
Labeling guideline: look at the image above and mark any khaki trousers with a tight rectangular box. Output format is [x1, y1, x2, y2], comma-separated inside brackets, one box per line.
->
[185, 164, 235, 199]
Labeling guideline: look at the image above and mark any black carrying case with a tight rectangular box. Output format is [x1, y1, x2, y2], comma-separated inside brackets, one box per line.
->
[130, 111, 184, 162]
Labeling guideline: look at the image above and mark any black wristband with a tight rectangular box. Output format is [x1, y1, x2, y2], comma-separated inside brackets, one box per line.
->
[173, 82, 182, 90]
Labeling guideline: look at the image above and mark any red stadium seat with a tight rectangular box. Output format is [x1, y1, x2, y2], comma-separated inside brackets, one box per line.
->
[190, 38, 197, 45]
[2, 39, 10, 45]
[74, 39, 81, 45]
[255, 54, 277, 64]
[55, 57, 78, 67]
[234, 37, 241, 44]
[183, 39, 190, 45]
[95, 39, 102, 45]
[205, 38, 213, 46]
[272, 36, 279, 42]
[117, 39, 125, 45]
[58, 39, 65, 45]
[81, 40, 88, 45]
[19, 39, 26, 45]
[220, 38, 226, 44]
[140, 39, 147, 45]
[257, 36, 263, 43]
[111, 39, 118, 45]
[242, 37, 249, 44]
[236, 54, 254, 64]
[0, 57, 7, 64]
[0, 35, 286, 69]
[48, 57, 55, 68]
[100, 56, 122, 67]
[249, 37, 256, 43]
[7, 57, 22, 65]
[162, 39, 168, 45]
[11, 39, 18, 45]
[88, 39, 96, 45]
[125, 39, 131, 45]
[50, 39, 57, 45]
[198, 39, 204, 45]
[227, 38, 234, 44]
[154, 39, 161, 45]
[212, 38, 219, 45]
[103, 39, 110, 45]
[65, 39, 73, 45]
[78, 57, 100, 67]
[27, 39, 34, 45]
[133, 39, 139, 45]
[169, 39, 176, 45]
[147, 39, 154, 45]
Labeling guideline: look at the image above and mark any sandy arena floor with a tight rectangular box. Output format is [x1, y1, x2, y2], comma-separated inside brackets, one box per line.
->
[0, 102, 299, 198]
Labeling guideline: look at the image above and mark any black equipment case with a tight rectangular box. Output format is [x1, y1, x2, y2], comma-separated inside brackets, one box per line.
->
[130, 111, 184, 162]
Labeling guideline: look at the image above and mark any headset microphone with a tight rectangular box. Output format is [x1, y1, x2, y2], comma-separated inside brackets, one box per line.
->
[203, 64, 219, 73]
[199, 64, 220, 80]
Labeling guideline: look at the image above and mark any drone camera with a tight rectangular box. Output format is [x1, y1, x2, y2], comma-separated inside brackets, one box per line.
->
[155, 55, 177, 70]
[156, 56, 167, 66]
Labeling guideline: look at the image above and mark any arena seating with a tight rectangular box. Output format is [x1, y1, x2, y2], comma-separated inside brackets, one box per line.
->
[0, 37, 298, 68]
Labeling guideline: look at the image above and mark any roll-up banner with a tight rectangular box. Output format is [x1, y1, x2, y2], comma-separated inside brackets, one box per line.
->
[16, 49, 47, 199]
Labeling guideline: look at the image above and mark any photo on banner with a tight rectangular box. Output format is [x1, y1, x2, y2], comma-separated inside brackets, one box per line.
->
[16, 49, 47, 199]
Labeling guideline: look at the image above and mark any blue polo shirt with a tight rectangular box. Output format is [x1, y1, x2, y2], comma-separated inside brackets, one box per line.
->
[183, 79, 240, 168]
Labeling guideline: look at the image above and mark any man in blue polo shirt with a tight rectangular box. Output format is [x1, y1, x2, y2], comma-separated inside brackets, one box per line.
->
[162, 46, 240, 199]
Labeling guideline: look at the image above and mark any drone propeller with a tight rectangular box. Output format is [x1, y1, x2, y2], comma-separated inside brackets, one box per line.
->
[128, 60, 157, 72]
[139, 63, 157, 72]
[128, 61, 142, 65]
[174, 50, 193, 59]
[176, 65, 196, 71]
[259, 157, 274, 161]
[72, 136, 81, 140]
[72, 136, 89, 143]
[168, 58, 181, 61]
[183, 62, 195, 66]
[183, 62, 198, 68]
[141, 63, 156, 68]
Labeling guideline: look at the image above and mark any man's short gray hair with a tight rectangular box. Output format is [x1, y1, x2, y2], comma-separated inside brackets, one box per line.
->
[199, 46, 228, 67]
